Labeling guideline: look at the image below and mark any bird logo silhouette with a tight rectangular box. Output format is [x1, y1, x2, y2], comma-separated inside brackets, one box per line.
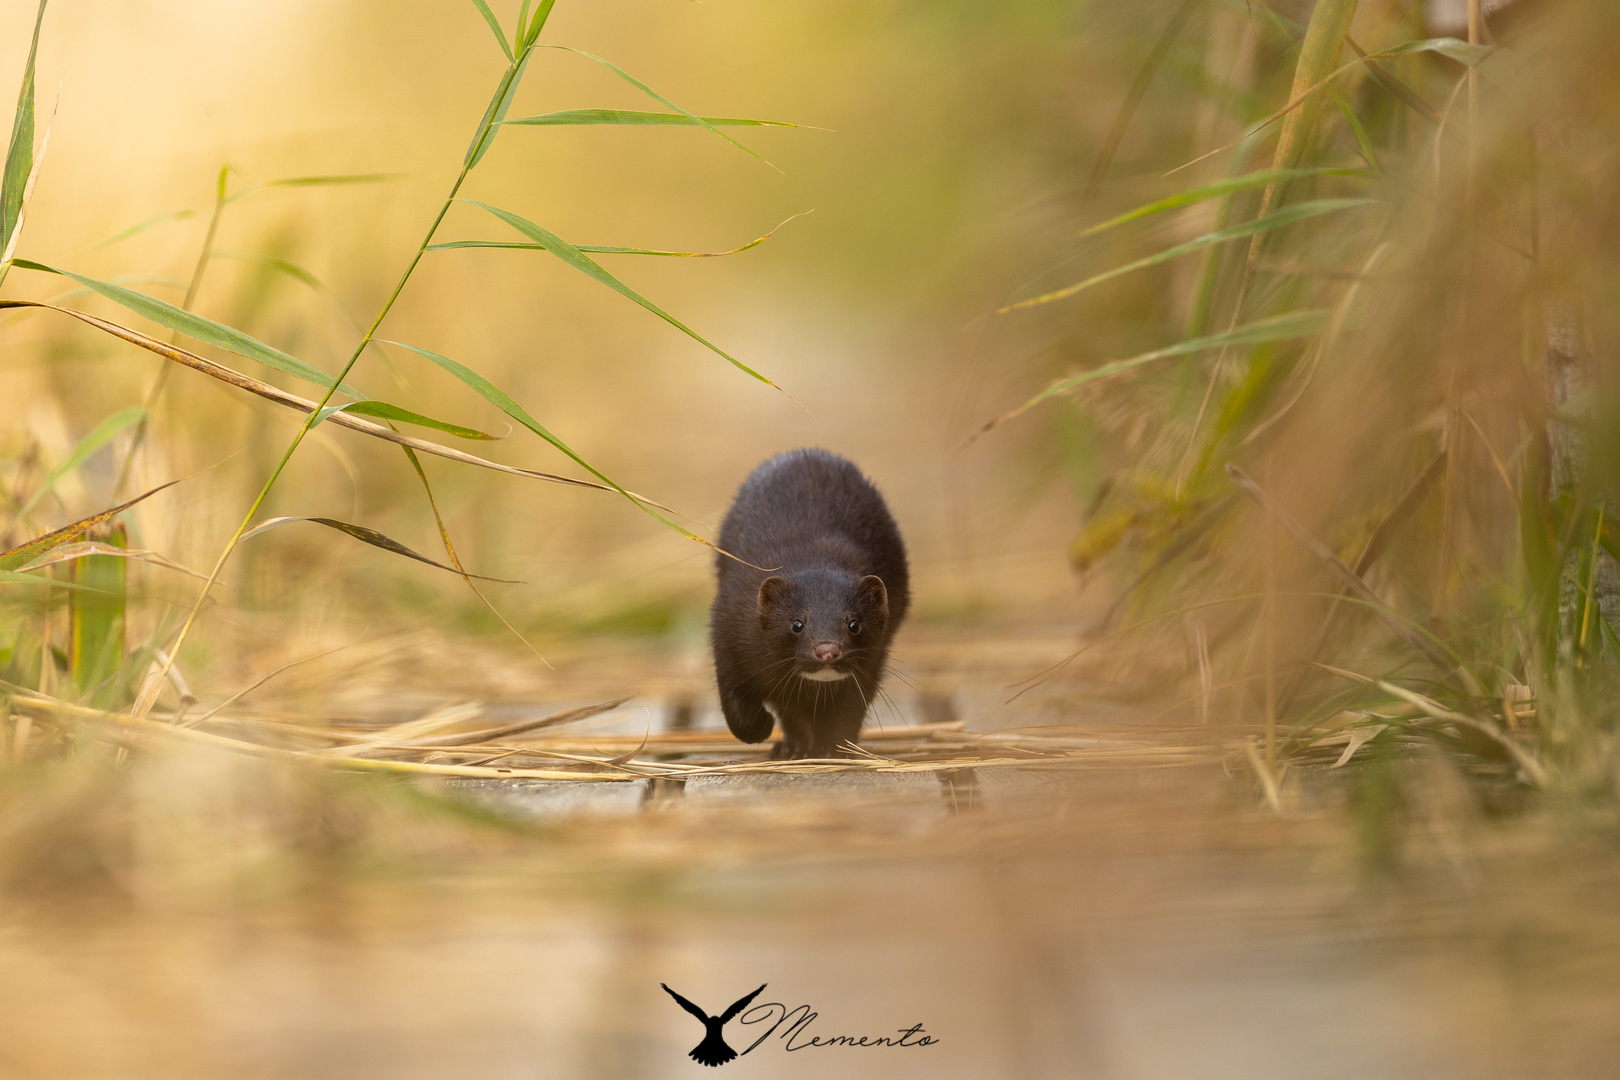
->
[661, 983, 767, 1067]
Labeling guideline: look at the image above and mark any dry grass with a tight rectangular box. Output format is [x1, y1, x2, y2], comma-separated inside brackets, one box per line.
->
[5, 1, 1620, 1075]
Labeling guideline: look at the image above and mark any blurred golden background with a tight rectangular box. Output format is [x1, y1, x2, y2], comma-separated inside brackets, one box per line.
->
[5, 1, 1620, 1076]
[2, 0, 1122, 659]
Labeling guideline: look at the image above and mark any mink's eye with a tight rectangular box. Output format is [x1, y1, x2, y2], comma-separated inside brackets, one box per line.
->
[791, 620, 804, 634]
[848, 619, 861, 635]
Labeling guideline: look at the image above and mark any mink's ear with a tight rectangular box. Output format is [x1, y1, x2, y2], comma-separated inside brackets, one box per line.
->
[757, 576, 791, 625]
[855, 575, 889, 622]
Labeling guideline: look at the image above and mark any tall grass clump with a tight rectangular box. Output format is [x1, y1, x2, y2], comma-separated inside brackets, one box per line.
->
[0, 1, 792, 726]
[978, 0, 1620, 801]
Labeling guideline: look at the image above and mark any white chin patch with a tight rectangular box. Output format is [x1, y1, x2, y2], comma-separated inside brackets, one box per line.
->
[800, 668, 851, 682]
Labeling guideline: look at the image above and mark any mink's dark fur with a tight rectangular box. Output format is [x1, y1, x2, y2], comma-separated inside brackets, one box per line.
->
[709, 448, 910, 759]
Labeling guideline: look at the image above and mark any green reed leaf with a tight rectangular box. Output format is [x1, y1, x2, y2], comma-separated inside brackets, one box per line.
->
[237, 516, 520, 583]
[1171, 33, 1487, 179]
[0, 570, 115, 594]
[470, 0, 512, 59]
[516, 0, 534, 47]
[309, 383, 500, 442]
[465, 51, 534, 168]
[224, 173, 405, 205]
[428, 211, 806, 260]
[1080, 168, 1372, 238]
[378, 340, 586, 458]
[521, 0, 556, 48]
[537, 45, 775, 170]
[1382, 36, 1491, 67]
[972, 310, 1332, 439]
[68, 520, 125, 706]
[1331, 93, 1382, 175]
[344, 400, 502, 440]
[1, 0, 46, 262]
[0, 479, 181, 573]
[378, 339, 712, 545]
[213, 249, 325, 290]
[88, 209, 199, 251]
[11, 259, 360, 396]
[18, 405, 146, 518]
[503, 108, 797, 128]
[459, 200, 778, 388]
[999, 199, 1379, 312]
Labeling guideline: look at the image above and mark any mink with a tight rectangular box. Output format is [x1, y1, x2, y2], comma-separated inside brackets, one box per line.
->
[709, 448, 910, 759]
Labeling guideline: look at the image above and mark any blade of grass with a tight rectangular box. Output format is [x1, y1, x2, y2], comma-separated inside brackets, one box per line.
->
[428, 210, 809, 259]
[459, 200, 781, 388]
[343, 401, 502, 440]
[0, 0, 46, 264]
[464, 49, 533, 168]
[504, 108, 798, 128]
[16, 406, 146, 519]
[469, 0, 513, 59]
[517, 0, 533, 46]
[1344, 36, 1442, 126]
[237, 516, 521, 583]
[86, 209, 198, 251]
[1080, 167, 1371, 238]
[970, 310, 1330, 440]
[1331, 90, 1382, 174]
[1175, 2, 1366, 489]
[1236, 238, 1393, 449]
[1184, 143, 1261, 338]
[998, 198, 1376, 312]
[379, 339, 709, 539]
[212, 248, 325, 290]
[0, 570, 119, 594]
[536, 45, 776, 170]
[69, 521, 124, 707]
[1168, 36, 1491, 179]
[0, 480, 182, 573]
[109, 165, 232, 502]
[1356, 676, 1546, 785]
[12, 259, 361, 395]
[398, 444, 550, 667]
[0, 299, 634, 494]
[110, 165, 236, 500]
[17, 541, 209, 582]
[520, 0, 556, 47]
[222, 172, 405, 205]
[207, 248, 413, 388]
[1085, 0, 1202, 198]
[0, 79, 52, 284]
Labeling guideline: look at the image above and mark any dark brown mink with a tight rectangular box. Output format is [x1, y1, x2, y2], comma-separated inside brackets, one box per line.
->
[709, 448, 910, 759]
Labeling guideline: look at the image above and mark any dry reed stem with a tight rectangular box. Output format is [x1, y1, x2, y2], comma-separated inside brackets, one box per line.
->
[3, 687, 1235, 783]
[0, 301, 670, 505]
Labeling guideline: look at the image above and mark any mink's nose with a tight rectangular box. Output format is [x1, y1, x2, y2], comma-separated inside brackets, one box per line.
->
[813, 642, 842, 663]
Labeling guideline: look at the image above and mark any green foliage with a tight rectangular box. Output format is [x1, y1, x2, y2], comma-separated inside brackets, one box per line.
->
[0, 0, 45, 276]
[68, 523, 125, 709]
[980, 0, 1620, 795]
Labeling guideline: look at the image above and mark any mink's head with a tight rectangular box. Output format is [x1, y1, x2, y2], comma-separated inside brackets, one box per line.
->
[756, 570, 890, 682]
